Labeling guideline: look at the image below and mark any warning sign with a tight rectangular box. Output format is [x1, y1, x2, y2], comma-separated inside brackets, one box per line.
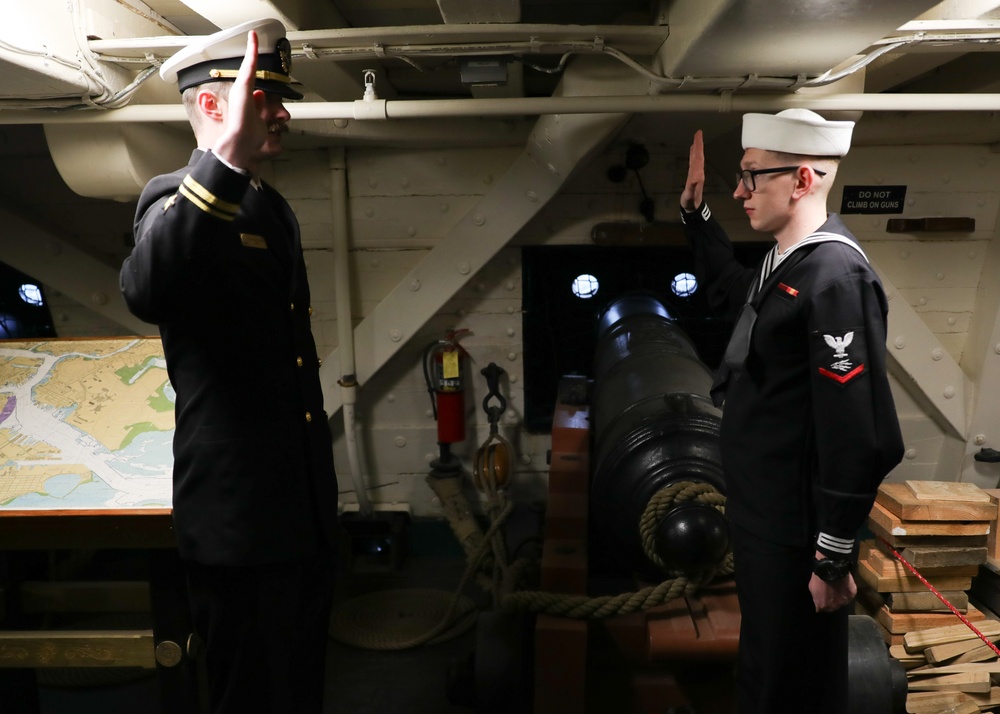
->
[841, 185, 906, 214]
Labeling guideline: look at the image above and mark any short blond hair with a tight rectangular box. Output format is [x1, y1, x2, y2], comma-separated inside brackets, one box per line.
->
[181, 81, 232, 133]
[766, 150, 840, 196]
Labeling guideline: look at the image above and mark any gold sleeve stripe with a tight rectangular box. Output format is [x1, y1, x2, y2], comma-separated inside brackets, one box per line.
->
[181, 175, 241, 216]
[179, 183, 236, 222]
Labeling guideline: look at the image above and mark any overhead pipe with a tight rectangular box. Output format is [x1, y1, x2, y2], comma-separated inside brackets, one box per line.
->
[7, 92, 1000, 125]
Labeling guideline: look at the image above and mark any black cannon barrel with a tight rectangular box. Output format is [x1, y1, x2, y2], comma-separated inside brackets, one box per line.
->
[591, 294, 728, 577]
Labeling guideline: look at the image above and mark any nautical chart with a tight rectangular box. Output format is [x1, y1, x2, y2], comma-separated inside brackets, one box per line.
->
[0, 338, 173, 510]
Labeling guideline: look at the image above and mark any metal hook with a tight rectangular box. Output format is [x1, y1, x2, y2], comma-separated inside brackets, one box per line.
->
[481, 363, 507, 427]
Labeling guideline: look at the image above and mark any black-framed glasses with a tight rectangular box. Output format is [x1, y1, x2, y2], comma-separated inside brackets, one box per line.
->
[736, 166, 826, 192]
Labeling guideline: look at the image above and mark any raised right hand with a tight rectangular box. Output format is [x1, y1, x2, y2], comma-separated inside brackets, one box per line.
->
[213, 30, 267, 173]
[680, 130, 705, 212]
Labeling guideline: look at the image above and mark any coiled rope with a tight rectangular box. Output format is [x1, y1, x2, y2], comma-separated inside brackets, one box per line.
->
[330, 365, 530, 650]
[502, 481, 732, 619]
[639, 481, 732, 576]
[328, 496, 516, 651]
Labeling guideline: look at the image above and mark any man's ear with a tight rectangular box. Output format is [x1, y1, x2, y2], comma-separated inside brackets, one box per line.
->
[790, 165, 817, 200]
[196, 89, 225, 123]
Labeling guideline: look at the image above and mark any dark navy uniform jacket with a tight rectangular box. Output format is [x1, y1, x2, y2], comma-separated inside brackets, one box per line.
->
[120, 149, 339, 567]
[683, 203, 903, 558]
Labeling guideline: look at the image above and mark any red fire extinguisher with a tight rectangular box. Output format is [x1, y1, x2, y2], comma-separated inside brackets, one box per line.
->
[423, 329, 471, 444]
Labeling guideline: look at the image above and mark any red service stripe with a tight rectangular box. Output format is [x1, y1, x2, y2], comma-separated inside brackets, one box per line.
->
[778, 282, 799, 297]
[818, 364, 865, 384]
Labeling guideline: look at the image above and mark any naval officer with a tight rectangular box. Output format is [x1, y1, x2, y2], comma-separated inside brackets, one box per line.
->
[120, 18, 338, 714]
[679, 110, 904, 712]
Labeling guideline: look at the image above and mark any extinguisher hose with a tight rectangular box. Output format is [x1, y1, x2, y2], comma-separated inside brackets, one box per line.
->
[422, 340, 444, 420]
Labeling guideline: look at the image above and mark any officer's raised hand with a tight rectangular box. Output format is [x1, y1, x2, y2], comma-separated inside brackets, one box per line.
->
[212, 30, 268, 174]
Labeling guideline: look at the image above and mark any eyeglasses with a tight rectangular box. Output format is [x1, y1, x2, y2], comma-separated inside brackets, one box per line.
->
[736, 166, 826, 193]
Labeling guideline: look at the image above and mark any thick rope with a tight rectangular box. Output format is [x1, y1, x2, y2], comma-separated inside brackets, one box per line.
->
[331, 497, 517, 651]
[332, 380, 527, 650]
[502, 572, 714, 618]
[376, 497, 515, 650]
[502, 481, 733, 619]
[639, 481, 728, 573]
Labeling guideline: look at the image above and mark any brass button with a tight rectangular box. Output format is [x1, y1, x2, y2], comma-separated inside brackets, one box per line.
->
[305, 411, 312, 422]
[308, 306, 314, 316]
[317, 357, 323, 367]
[296, 357, 303, 367]
[290, 302, 295, 311]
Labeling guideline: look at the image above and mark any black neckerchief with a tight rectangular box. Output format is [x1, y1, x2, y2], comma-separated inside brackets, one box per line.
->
[709, 243, 818, 407]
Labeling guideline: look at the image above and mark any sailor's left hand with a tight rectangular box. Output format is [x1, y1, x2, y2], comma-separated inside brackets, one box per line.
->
[809, 572, 857, 613]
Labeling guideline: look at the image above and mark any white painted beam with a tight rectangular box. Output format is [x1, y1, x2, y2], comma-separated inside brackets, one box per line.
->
[0, 206, 152, 336]
[864, 51, 965, 93]
[318, 57, 643, 415]
[656, 0, 944, 78]
[90, 24, 669, 61]
[178, 0, 347, 32]
[876, 268, 969, 440]
[0, 0, 174, 102]
[436, 0, 520, 23]
[176, 0, 364, 101]
[960, 224, 1000, 488]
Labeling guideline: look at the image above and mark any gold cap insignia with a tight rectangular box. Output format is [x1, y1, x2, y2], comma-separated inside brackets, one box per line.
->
[277, 37, 292, 75]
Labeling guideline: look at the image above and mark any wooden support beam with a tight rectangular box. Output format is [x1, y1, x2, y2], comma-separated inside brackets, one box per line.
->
[869, 501, 990, 538]
[903, 620, 1000, 653]
[906, 670, 991, 693]
[534, 396, 590, 714]
[856, 558, 972, 593]
[886, 590, 969, 613]
[905, 690, 977, 713]
[877, 482, 996, 522]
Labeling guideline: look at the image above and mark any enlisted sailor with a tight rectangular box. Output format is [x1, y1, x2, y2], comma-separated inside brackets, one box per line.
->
[679, 110, 904, 713]
[120, 18, 338, 714]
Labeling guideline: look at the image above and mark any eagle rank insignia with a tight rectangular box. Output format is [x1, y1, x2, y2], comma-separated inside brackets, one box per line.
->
[817, 330, 865, 385]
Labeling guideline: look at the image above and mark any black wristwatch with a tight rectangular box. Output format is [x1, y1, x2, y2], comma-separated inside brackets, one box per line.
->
[813, 557, 852, 582]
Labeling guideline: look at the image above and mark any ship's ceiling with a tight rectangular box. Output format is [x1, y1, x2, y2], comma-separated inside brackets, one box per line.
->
[0, 0, 999, 233]
[0, 0, 997, 393]
[3, 0, 1000, 116]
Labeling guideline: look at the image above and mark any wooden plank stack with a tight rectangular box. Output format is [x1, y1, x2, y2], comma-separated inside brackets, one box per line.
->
[856, 480, 1000, 710]
[892, 622, 1000, 712]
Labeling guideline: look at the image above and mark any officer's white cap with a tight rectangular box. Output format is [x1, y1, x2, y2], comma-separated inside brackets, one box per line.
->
[159, 18, 301, 99]
[742, 108, 854, 157]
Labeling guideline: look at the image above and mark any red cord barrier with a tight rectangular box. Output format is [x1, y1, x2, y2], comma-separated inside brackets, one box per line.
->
[875, 534, 1000, 658]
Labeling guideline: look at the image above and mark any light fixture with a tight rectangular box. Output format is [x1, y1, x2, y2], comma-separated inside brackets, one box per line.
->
[19, 283, 43, 306]
[671, 272, 698, 298]
[572, 274, 599, 299]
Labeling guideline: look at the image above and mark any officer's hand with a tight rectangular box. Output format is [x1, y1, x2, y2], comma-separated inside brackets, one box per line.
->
[680, 130, 705, 212]
[809, 571, 857, 613]
[213, 31, 267, 172]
